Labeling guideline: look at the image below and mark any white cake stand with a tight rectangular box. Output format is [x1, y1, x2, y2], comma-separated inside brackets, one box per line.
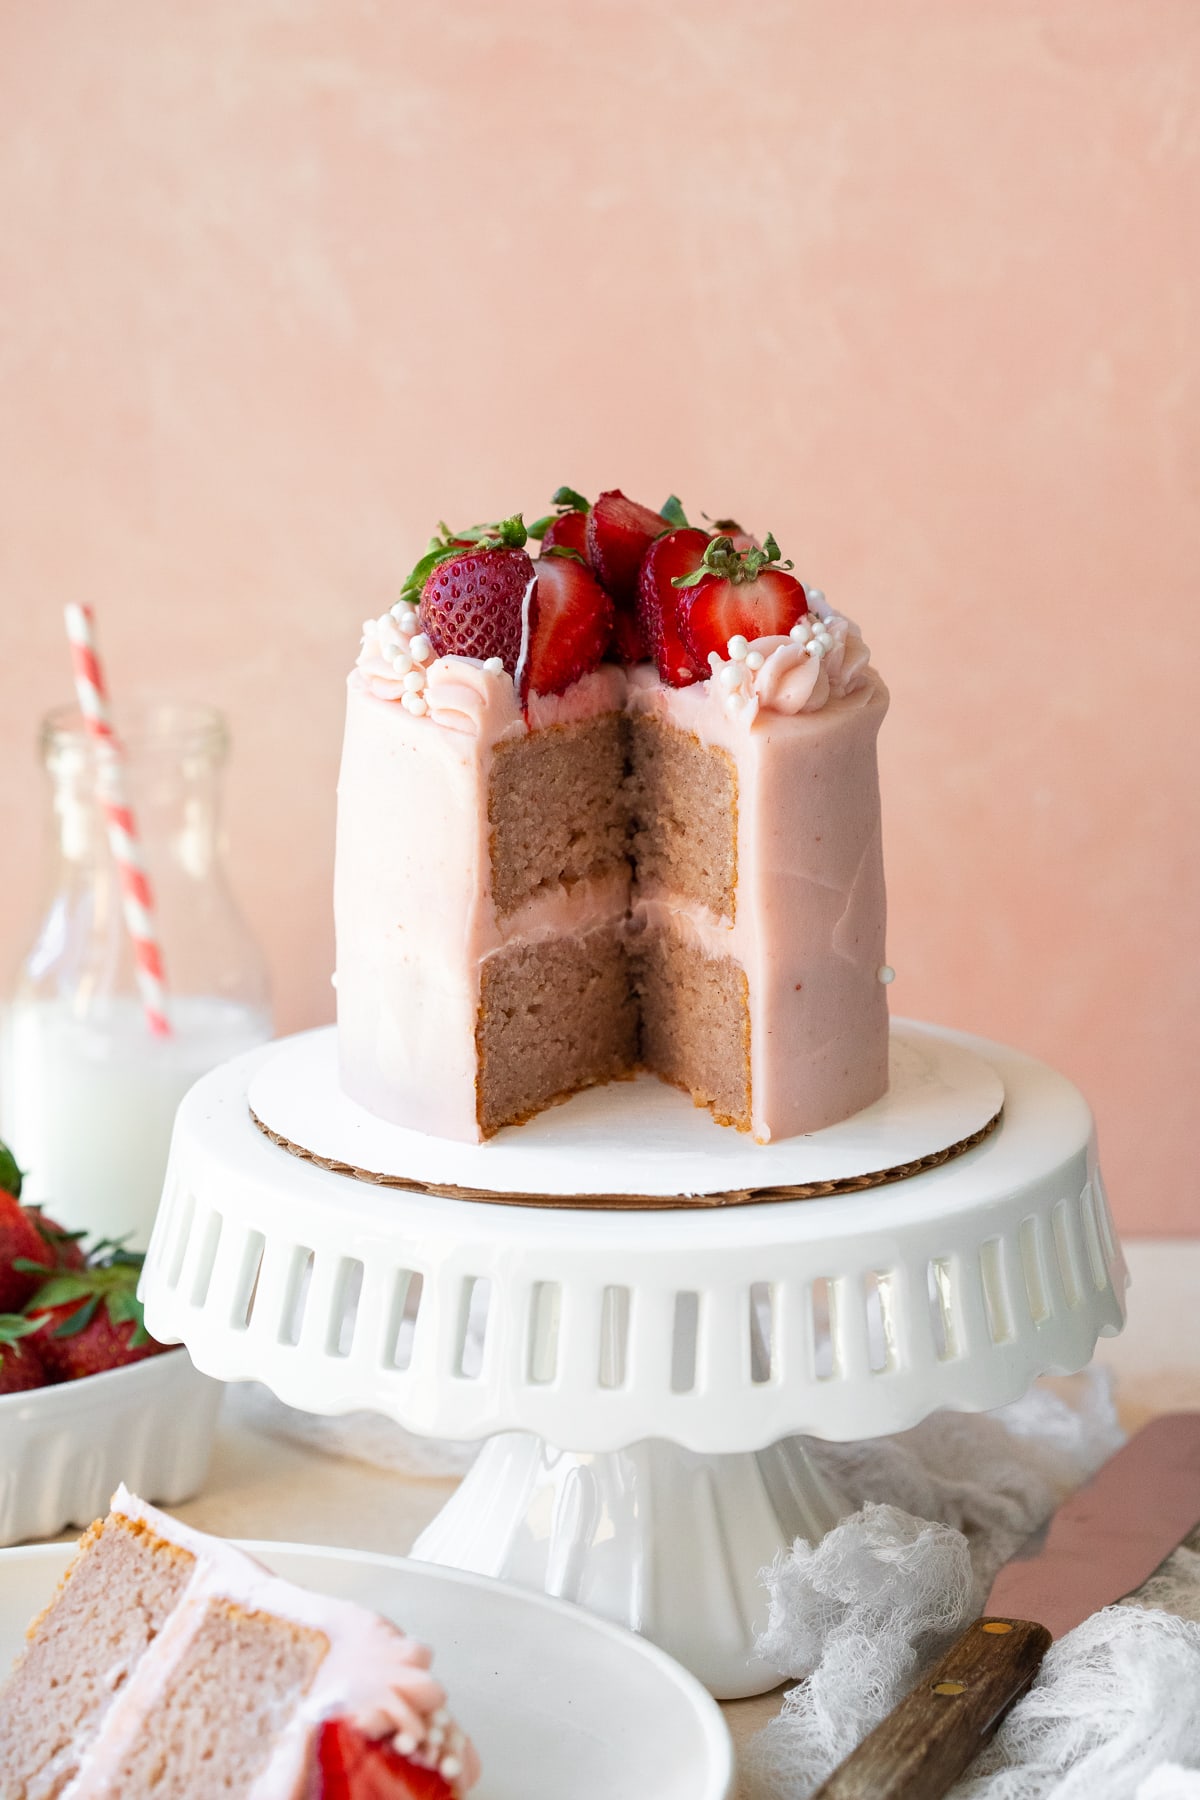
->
[140, 1022, 1126, 1698]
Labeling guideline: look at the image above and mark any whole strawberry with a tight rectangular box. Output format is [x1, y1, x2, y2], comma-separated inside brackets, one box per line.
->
[26, 1246, 168, 1382]
[0, 1191, 53, 1313]
[0, 1314, 49, 1395]
[22, 1208, 87, 1273]
[675, 531, 809, 665]
[408, 515, 536, 676]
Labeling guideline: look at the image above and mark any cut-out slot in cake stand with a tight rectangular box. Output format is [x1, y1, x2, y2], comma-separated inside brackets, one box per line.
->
[141, 1023, 1126, 1698]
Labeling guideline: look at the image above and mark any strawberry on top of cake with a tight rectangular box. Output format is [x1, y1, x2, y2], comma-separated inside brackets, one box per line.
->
[335, 486, 889, 1147]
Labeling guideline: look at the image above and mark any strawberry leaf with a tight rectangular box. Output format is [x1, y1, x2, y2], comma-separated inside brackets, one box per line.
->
[52, 1294, 100, 1338]
[0, 1313, 41, 1347]
[671, 530, 792, 590]
[399, 514, 528, 602]
[26, 1272, 95, 1309]
[541, 545, 589, 567]
[658, 495, 689, 529]
[550, 486, 589, 513]
[0, 1140, 23, 1198]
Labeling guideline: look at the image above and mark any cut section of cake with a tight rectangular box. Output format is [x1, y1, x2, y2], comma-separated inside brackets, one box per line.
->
[0, 1487, 479, 1799]
[335, 497, 890, 1146]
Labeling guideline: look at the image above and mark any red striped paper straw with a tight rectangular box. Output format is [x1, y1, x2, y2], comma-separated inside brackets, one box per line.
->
[63, 603, 171, 1038]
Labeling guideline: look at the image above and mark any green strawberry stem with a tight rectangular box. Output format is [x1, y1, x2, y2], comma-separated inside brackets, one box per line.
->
[25, 1242, 153, 1348]
[528, 486, 591, 538]
[671, 531, 792, 590]
[0, 1139, 23, 1198]
[399, 513, 528, 602]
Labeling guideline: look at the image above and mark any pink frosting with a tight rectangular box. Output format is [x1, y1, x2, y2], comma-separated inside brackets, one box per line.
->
[424, 656, 521, 737]
[625, 666, 890, 1139]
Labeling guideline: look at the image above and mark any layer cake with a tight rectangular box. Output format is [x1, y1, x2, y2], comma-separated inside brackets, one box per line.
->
[335, 493, 890, 1145]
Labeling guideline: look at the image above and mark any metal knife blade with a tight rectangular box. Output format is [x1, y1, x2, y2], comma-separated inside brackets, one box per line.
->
[985, 1411, 1200, 1639]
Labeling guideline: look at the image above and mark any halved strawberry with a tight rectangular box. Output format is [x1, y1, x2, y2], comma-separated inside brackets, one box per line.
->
[525, 553, 613, 697]
[316, 1718, 456, 1799]
[528, 486, 591, 558]
[637, 527, 712, 686]
[541, 509, 590, 556]
[412, 516, 536, 676]
[585, 490, 679, 605]
[676, 533, 808, 665]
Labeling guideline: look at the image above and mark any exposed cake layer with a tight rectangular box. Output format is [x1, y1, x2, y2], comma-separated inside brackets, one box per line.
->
[627, 665, 890, 1138]
[477, 924, 638, 1134]
[631, 925, 751, 1130]
[336, 667, 631, 1140]
[0, 1512, 195, 1799]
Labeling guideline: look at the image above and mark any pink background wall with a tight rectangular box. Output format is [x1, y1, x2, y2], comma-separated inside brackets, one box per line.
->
[1, 2, 1196, 1233]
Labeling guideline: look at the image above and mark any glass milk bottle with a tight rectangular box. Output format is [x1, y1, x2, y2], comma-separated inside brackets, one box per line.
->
[0, 701, 272, 1248]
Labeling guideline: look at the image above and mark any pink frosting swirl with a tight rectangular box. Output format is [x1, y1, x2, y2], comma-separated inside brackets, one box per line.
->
[346, 1636, 481, 1792]
[354, 613, 418, 703]
[424, 656, 519, 737]
[753, 639, 830, 714]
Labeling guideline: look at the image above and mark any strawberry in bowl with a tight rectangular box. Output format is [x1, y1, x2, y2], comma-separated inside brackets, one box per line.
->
[0, 1132, 221, 1545]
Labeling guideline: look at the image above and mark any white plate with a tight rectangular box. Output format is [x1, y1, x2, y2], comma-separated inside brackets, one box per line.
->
[249, 1020, 1004, 1199]
[0, 1539, 735, 1800]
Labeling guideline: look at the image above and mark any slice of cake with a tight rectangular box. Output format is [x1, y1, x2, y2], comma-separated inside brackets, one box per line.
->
[335, 490, 889, 1145]
[0, 1487, 479, 1799]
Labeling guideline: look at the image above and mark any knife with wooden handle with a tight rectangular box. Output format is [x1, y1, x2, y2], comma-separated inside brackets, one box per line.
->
[812, 1412, 1200, 1800]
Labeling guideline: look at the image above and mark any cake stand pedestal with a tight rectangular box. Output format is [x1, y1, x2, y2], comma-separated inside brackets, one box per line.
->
[140, 1024, 1126, 1698]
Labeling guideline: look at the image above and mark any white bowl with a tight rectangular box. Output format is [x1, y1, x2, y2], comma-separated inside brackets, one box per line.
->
[0, 1349, 222, 1546]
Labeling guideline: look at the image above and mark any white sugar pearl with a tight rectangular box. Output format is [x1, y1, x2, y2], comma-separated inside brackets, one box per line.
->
[397, 612, 419, 637]
[401, 692, 428, 716]
[878, 964, 895, 984]
[483, 656, 504, 675]
[393, 1731, 418, 1756]
[431, 1709, 450, 1730]
[790, 621, 811, 642]
[441, 1756, 462, 1780]
[427, 1727, 445, 1750]
[746, 650, 765, 671]
[718, 662, 742, 690]
[807, 587, 826, 608]
[806, 640, 824, 658]
[409, 632, 433, 662]
[390, 601, 414, 622]
[402, 669, 425, 692]
[389, 651, 413, 676]
[727, 635, 749, 661]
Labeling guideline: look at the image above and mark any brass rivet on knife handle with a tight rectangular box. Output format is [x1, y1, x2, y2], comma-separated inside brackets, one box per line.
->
[810, 1616, 1051, 1800]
